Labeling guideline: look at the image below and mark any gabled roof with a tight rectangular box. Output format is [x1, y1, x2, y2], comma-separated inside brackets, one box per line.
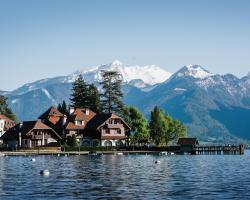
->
[85, 113, 130, 131]
[65, 108, 96, 130]
[1, 120, 61, 140]
[0, 114, 15, 131]
[177, 138, 199, 145]
[38, 106, 63, 119]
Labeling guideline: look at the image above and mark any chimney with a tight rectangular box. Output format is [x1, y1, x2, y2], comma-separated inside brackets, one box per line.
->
[62, 115, 67, 126]
[69, 107, 75, 115]
[85, 109, 89, 115]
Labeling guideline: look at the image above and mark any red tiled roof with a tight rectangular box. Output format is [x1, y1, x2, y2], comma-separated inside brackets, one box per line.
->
[65, 108, 96, 130]
[38, 106, 63, 119]
[0, 114, 15, 131]
[85, 113, 130, 131]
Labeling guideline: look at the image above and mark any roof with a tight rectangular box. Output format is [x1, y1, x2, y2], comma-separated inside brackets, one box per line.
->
[38, 106, 63, 119]
[0, 114, 15, 131]
[1, 120, 61, 140]
[85, 113, 130, 131]
[65, 108, 96, 130]
[177, 138, 199, 145]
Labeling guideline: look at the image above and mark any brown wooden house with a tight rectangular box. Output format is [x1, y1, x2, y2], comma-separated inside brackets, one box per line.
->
[177, 138, 199, 154]
[1, 120, 62, 149]
[84, 113, 130, 147]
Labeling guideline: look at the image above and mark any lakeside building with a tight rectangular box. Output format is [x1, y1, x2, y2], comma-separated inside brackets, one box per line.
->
[6, 106, 131, 148]
[177, 138, 199, 153]
[0, 114, 16, 138]
[1, 120, 62, 149]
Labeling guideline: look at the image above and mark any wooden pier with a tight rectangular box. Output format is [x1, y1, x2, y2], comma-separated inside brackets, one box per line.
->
[194, 145, 244, 155]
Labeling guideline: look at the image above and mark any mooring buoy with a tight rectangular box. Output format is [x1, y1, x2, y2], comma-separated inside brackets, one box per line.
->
[155, 160, 161, 164]
[40, 169, 50, 176]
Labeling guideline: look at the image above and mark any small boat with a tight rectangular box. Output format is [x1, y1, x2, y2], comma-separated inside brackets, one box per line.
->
[88, 151, 98, 156]
[159, 151, 175, 156]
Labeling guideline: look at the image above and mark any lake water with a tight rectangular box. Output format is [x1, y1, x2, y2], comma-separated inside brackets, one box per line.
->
[0, 151, 250, 200]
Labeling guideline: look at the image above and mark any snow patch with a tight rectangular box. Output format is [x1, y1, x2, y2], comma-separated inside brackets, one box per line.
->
[41, 88, 57, 104]
[11, 99, 19, 104]
[174, 88, 187, 91]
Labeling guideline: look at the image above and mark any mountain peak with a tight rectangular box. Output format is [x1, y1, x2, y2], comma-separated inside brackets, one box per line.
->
[175, 65, 213, 79]
[110, 59, 123, 66]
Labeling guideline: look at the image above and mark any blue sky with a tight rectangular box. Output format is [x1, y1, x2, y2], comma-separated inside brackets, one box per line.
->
[1, 0, 250, 90]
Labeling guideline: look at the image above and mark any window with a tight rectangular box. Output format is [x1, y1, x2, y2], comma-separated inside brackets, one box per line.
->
[75, 120, 84, 126]
[106, 129, 110, 134]
[117, 129, 121, 134]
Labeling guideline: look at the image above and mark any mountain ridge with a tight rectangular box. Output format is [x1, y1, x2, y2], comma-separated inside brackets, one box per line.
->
[2, 60, 250, 143]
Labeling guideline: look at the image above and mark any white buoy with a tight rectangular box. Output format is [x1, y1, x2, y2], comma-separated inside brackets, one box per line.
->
[155, 160, 161, 164]
[40, 169, 50, 176]
[116, 152, 123, 155]
[31, 158, 36, 162]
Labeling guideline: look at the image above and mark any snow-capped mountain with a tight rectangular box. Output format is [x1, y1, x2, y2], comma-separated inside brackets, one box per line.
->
[12, 60, 171, 95]
[172, 65, 213, 79]
[67, 60, 171, 86]
[3, 62, 250, 143]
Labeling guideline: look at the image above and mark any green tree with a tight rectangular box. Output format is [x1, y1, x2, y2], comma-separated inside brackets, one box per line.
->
[149, 106, 169, 146]
[149, 106, 187, 146]
[70, 74, 89, 108]
[0, 95, 18, 122]
[88, 84, 101, 113]
[124, 106, 149, 146]
[100, 71, 124, 114]
[57, 100, 69, 115]
[166, 119, 187, 144]
[67, 134, 78, 147]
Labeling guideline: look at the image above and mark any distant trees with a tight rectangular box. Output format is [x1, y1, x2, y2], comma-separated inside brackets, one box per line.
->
[100, 71, 124, 114]
[0, 95, 18, 122]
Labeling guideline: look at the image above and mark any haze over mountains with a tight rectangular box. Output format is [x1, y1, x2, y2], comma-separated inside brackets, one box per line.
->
[2, 60, 250, 143]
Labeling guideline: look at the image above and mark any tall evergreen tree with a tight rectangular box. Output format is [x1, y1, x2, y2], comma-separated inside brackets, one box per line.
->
[149, 106, 169, 146]
[88, 84, 100, 113]
[0, 95, 18, 122]
[100, 71, 124, 114]
[70, 74, 89, 108]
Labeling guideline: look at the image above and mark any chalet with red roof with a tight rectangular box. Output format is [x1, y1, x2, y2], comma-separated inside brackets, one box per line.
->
[1, 120, 61, 149]
[38, 106, 130, 147]
[84, 113, 130, 147]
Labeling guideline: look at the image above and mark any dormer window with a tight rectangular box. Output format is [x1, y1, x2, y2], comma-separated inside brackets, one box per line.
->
[75, 120, 84, 126]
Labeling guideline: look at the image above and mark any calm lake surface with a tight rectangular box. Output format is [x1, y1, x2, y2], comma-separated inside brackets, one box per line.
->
[0, 151, 250, 200]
